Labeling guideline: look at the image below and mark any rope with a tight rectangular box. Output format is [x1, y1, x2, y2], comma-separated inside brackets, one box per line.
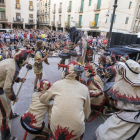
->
[88, 108, 103, 122]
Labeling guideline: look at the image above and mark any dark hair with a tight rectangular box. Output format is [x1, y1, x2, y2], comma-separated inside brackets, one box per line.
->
[36, 40, 43, 51]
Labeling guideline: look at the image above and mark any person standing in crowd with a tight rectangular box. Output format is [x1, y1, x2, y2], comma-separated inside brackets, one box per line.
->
[41, 31, 45, 41]
[10, 32, 14, 44]
[5, 32, 10, 46]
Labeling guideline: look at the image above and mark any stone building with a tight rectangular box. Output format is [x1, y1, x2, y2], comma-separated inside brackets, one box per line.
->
[0, 0, 37, 29]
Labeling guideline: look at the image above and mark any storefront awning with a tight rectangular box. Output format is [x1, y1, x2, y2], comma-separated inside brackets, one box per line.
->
[0, 8, 5, 12]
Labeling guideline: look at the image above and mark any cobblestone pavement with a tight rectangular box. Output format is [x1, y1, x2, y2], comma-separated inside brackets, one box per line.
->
[9, 54, 108, 140]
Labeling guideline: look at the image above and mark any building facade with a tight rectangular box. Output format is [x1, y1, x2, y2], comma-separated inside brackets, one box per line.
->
[49, 0, 140, 36]
[37, 0, 51, 29]
[0, 0, 37, 29]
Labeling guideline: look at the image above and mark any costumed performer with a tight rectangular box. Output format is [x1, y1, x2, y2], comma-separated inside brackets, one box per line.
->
[0, 49, 32, 140]
[95, 59, 140, 140]
[21, 79, 53, 140]
[40, 60, 91, 140]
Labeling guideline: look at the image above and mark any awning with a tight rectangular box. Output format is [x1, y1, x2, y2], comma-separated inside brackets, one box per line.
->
[0, 8, 5, 12]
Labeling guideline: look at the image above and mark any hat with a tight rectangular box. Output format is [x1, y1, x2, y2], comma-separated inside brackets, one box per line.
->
[105, 66, 116, 82]
[85, 62, 96, 78]
[98, 55, 106, 67]
[106, 53, 116, 65]
[118, 54, 129, 63]
[117, 59, 140, 86]
[38, 79, 51, 93]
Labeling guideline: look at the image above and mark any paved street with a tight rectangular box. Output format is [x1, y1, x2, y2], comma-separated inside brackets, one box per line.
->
[10, 56, 108, 140]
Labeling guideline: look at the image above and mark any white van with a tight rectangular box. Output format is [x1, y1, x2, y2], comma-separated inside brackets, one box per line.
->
[0, 29, 13, 33]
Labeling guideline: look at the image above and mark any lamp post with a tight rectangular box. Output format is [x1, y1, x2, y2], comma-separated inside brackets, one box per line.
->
[104, 0, 118, 56]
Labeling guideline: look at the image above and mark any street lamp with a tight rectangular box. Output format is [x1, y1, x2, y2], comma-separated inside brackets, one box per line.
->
[104, 0, 118, 56]
[106, 14, 109, 24]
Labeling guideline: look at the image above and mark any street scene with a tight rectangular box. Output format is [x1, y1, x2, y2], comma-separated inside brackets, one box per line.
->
[0, 0, 140, 140]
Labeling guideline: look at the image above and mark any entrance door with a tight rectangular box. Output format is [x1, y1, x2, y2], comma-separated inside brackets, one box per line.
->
[95, 14, 99, 27]
[79, 15, 82, 27]
[68, 15, 70, 26]
[80, 0, 84, 12]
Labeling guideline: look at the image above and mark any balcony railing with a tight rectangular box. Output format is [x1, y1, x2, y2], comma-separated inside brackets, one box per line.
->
[53, 9, 56, 14]
[67, 6, 71, 12]
[37, 12, 40, 16]
[39, 21, 49, 24]
[52, 21, 55, 26]
[29, 5, 34, 11]
[57, 21, 61, 27]
[78, 7, 83, 13]
[0, 16, 7, 21]
[13, 17, 24, 22]
[15, 3, 21, 9]
[65, 22, 70, 27]
[58, 8, 62, 13]
[45, 3, 47, 7]
[0, 2, 5, 7]
[28, 19, 34, 24]
[40, 13, 44, 17]
[76, 22, 83, 28]
[89, 21, 99, 28]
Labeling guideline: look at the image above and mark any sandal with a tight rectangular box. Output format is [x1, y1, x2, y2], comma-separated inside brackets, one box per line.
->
[4, 136, 18, 140]
[9, 113, 19, 120]
[34, 86, 38, 92]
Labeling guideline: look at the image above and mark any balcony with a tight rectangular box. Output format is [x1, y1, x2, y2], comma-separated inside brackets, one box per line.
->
[29, 5, 34, 11]
[45, 3, 47, 7]
[15, 3, 21, 9]
[0, 2, 5, 7]
[57, 21, 61, 27]
[39, 21, 49, 25]
[52, 21, 55, 26]
[37, 12, 40, 16]
[13, 17, 24, 22]
[89, 21, 99, 28]
[45, 12, 47, 16]
[67, 6, 71, 12]
[58, 8, 62, 13]
[40, 13, 44, 17]
[65, 22, 70, 28]
[76, 22, 83, 28]
[52, 9, 56, 14]
[78, 7, 83, 13]
[28, 19, 34, 24]
[0, 16, 7, 21]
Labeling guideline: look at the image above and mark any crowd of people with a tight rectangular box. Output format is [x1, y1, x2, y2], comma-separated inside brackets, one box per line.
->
[0, 29, 108, 61]
[1, 27, 139, 140]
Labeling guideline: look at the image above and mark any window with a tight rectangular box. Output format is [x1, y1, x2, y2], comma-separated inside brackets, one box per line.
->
[133, 21, 136, 31]
[79, 15, 82, 26]
[0, 0, 4, 3]
[129, 2, 132, 9]
[0, 11, 5, 19]
[80, 0, 84, 12]
[16, 0, 19, 3]
[97, 0, 102, 10]
[69, 1, 72, 11]
[89, 0, 92, 6]
[29, 1, 33, 9]
[43, 1, 44, 6]
[110, 14, 116, 23]
[125, 17, 129, 24]
[137, 6, 140, 16]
